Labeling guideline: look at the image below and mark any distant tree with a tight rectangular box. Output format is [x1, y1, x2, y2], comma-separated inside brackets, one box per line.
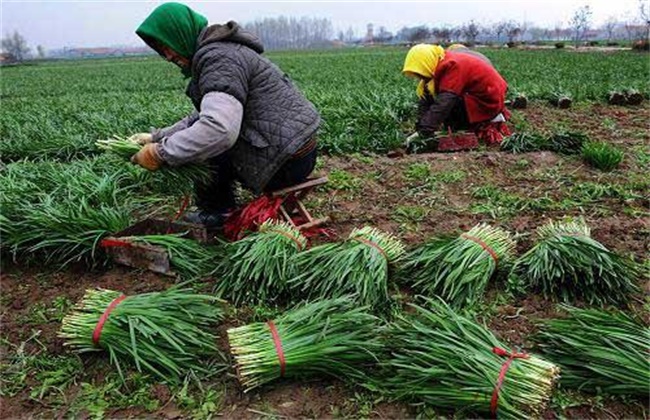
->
[1, 31, 30, 61]
[639, 0, 650, 40]
[528, 26, 547, 42]
[519, 21, 531, 41]
[494, 21, 508, 43]
[462, 20, 481, 45]
[504, 20, 521, 43]
[480, 24, 494, 44]
[345, 27, 356, 43]
[375, 26, 394, 43]
[569, 5, 593, 47]
[36, 45, 46, 59]
[244, 16, 333, 50]
[553, 23, 564, 40]
[601, 17, 618, 43]
[408, 26, 430, 43]
[623, 18, 637, 41]
[543, 28, 554, 41]
[395, 26, 409, 42]
[451, 27, 462, 43]
[432, 27, 450, 43]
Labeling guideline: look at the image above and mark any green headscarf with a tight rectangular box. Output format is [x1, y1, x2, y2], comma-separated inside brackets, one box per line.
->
[136, 2, 208, 60]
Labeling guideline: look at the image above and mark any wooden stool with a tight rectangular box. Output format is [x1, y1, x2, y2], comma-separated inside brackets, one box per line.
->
[270, 177, 330, 231]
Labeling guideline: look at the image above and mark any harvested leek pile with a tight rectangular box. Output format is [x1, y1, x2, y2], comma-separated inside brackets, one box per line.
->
[213, 221, 307, 305]
[0, 155, 208, 267]
[227, 297, 383, 392]
[96, 136, 141, 158]
[547, 130, 587, 154]
[287, 226, 405, 309]
[96, 136, 211, 187]
[500, 132, 548, 153]
[380, 298, 560, 419]
[535, 306, 649, 397]
[399, 224, 516, 308]
[59, 287, 224, 382]
[124, 234, 220, 279]
[510, 219, 641, 305]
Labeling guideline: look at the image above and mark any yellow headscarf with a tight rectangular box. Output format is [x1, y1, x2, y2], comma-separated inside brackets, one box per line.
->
[402, 44, 446, 99]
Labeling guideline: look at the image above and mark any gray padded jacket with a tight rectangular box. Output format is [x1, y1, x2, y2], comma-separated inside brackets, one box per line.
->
[173, 22, 321, 193]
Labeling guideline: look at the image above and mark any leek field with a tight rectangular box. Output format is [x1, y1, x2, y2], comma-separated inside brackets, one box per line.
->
[1, 47, 649, 419]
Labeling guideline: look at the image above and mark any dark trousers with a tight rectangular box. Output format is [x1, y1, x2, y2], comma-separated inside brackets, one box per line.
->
[195, 148, 318, 213]
[445, 99, 471, 131]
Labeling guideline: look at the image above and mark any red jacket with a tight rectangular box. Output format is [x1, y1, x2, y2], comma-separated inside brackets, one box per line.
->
[434, 51, 507, 124]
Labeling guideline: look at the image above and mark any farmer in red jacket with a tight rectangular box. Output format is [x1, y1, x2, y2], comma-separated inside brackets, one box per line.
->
[403, 44, 510, 145]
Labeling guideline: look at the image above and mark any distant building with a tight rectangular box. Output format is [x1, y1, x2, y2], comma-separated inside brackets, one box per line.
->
[50, 46, 155, 59]
[66, 47, 118, 58]
[121, 46, 154, 56]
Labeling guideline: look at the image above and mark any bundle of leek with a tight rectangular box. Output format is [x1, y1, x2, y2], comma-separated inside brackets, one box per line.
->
[381, 298, 559, 419]
[510, 218, 640, 305]
[400, 223, 516, 308]
[59, 287, 224, 382]
[287, 226, 405, 309]
[213, 220, 307, 305]
[535, 306, 649, 397]
[227, 297, 383, 392]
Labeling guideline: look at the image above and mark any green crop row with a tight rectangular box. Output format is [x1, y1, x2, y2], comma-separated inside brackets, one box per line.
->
[1, 48, 648, 162]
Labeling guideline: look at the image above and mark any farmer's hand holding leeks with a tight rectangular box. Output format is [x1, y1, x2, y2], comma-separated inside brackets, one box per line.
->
[128, 132, 154, 145]
[131, 143, 163, 171]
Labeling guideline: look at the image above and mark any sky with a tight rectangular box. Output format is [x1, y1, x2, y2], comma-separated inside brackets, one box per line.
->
[1, 0, 644, 50]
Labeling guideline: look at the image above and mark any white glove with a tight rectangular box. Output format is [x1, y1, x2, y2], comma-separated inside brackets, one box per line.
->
[405, 132, 420, 147]
[128, 132, 153, 145]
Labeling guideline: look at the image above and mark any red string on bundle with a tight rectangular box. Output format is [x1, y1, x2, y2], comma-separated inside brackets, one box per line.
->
[490, 346, 530, 417]
[92, 294, 127, 346]
[460, 233, 499, 266]
[99, 239, 132, 248]
[264, 228, 305, 251]
[166, 194, 191, 234]
[267, 321, 286, 377]
[352, 236, 388, 260]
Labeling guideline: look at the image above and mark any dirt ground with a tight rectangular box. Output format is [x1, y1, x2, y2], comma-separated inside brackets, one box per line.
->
[1, 102, 649, 419]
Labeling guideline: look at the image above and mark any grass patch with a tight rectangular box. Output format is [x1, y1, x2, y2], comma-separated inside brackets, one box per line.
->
[0, 332, 83, 406]
[631, 145, 650, 167]
[392, 205, 428, 224]
[434, 169, 466, 184]
[69, 372, 160, 418]
[173, 377, 225, 419]
[470, 185, 525, 218]
[582, 141, 624, 171]
[325, 169, 363, 192]
[23, 297, 74, 325]
[403, 162, 431, 183]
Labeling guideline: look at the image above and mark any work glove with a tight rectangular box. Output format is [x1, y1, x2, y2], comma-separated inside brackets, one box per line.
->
[131, 143, 163, 171]
[128, 132, 153, 145]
